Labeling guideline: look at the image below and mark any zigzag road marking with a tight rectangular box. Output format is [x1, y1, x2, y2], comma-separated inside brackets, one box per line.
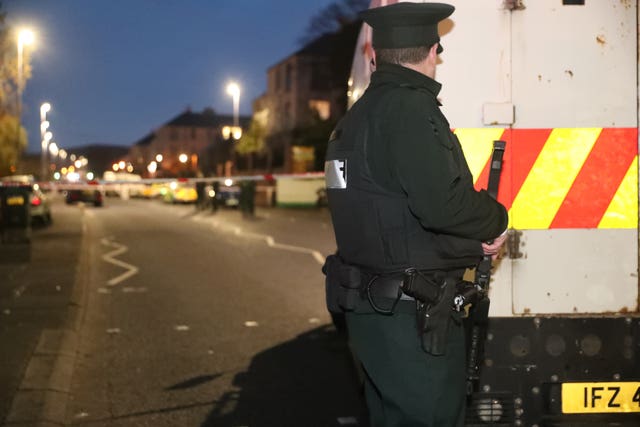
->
[101, 237, 140, 286]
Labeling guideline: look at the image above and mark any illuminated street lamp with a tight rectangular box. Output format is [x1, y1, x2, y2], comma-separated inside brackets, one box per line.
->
[17, 29, 34, 94]
[226, 82, 240, 127]
[40, 102, 51, 180]
[178, 153, 188, 163]
[48, 142, 58, 157]
[16, 29, 34, 173]
[226, 82, 242, 140]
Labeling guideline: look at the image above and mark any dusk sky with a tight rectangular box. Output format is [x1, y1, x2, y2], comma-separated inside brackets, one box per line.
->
[4, 0, 344, 154]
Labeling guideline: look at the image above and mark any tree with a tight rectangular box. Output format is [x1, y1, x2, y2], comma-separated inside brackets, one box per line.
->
[0, 2, 32, 176]
[299, 0, 369, 45]
[291, 109, 337, 172]
[234, 118, 267, 172]
[235, 119, 266, 157]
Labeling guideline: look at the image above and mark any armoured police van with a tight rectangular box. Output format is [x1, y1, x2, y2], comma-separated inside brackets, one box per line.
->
[348, 1, 638, 425]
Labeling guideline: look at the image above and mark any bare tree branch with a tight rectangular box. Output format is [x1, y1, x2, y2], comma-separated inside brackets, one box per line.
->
[299, 0, 369, 46]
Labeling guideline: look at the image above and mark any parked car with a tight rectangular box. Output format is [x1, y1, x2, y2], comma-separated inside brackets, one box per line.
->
[65, 186, 103, 207]
[30, 184, 52, 225]
[0, 175, 52, 225]
[216, 183, 241, 207]
[162, 181, 197, 204]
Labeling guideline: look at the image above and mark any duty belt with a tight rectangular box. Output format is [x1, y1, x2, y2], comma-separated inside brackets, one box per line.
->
[364, 269, 464, 316]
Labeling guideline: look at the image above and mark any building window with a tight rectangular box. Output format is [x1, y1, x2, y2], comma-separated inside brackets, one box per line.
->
[285, 64, 293, 92]
[275, 68, 281, 92]
[170, 128, 178, 140]
[310, 61, 330, 90]
[284, 102, 291, 128]
[309, 100, 331, 120]
[191, 127, 197, 139]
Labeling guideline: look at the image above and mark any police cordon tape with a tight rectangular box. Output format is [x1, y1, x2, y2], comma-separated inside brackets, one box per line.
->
[31, 171, 326, 191]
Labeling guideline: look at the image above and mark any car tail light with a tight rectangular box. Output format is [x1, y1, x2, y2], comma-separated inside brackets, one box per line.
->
[31, 196, 41, 206]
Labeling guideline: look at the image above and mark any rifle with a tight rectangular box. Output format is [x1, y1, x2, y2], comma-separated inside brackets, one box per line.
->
[465, 140, 506, 396]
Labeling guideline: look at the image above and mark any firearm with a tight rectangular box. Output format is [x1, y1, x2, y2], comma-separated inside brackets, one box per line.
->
[465, 140, 506, 397]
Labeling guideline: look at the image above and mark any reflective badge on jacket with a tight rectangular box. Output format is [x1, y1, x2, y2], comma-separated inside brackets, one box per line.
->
[325, 159, 347, 189]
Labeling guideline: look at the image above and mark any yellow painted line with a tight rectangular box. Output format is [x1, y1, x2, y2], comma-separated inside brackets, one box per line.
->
[454, 128, 504, 183]
[511, 128, 601, 229]
[598, 156, 638, 229]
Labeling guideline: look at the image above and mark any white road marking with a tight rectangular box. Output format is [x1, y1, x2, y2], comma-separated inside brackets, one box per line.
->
[97, 287, 112, 294]
[244, 321, 259, 327]
[174, 325, 190, 331]
[101, 237, 139, 286]
[106, 328, 121, 334]
[214, 222, 325, 265]
[308, 318, 321, 324]
[203, 218, 325, 265]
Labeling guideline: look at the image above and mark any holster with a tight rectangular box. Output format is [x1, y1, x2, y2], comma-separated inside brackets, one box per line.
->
[403, 270, 462, 356]
[322, 254, 362, 313]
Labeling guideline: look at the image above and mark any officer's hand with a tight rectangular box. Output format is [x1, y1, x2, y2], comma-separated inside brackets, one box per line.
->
[482, 232, 507, 260]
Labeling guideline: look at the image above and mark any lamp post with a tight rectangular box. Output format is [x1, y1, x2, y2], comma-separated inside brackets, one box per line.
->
[226, 82, 242, 140]
[226, 82, 240, 128]
[17, 29, 34, 96]
[16, 29, 34, 169]
[40, 102, 51, 181]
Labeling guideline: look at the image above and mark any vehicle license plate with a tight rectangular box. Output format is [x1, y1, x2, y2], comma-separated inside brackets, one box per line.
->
[7, 195, 24, 206]
[562, 382, 640, 413]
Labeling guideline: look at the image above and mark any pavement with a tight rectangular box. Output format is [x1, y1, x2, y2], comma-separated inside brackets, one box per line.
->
[0, 198, 336, 427]
[0, 200, 86, 427]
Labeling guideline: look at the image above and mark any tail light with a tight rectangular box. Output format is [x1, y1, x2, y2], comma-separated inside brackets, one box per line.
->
[31, 196, 42, 206]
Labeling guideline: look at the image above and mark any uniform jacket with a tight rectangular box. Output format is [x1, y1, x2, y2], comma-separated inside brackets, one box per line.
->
[325, 63, 508, 273]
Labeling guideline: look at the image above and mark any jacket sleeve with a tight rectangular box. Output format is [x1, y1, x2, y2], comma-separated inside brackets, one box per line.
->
[386, 95, 508, 242]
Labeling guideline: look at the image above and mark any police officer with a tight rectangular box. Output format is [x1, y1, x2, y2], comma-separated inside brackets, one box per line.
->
[323, 2, 508, 426]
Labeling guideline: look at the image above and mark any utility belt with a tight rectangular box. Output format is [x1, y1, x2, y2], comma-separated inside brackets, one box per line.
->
[322, 254, 476, 355]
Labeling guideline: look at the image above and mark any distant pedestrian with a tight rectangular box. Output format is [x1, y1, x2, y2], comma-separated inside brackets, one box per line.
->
[211, 181, 220, 212]
[239, 180, 256, 218]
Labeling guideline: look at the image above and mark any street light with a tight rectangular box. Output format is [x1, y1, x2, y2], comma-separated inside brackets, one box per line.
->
[40, 102, 51, 180]
[17, 29, 34, 94]
[226, 82, 240, 127]
[226, 82, 242, 140]
[16, 29, 34, 171]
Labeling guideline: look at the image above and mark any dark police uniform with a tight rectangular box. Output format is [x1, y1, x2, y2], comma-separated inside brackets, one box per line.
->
[323, 3, 508, 426]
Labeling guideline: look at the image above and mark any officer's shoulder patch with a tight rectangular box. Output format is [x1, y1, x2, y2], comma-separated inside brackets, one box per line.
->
[324, 159, 347, 189]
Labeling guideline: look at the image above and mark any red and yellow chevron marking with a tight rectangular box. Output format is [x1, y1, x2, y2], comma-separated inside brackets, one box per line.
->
[455, 128, 638, 229]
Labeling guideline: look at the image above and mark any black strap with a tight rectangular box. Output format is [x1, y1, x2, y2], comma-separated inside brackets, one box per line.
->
[467, 140, 506, 396]
[486, 140, 506, 199]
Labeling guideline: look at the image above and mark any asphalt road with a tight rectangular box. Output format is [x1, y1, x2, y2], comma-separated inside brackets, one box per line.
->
[1, 196, 367, 427]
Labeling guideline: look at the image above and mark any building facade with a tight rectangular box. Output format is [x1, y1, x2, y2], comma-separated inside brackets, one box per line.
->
[128, 108, 249, 178]
[253, 21, 361, 173]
